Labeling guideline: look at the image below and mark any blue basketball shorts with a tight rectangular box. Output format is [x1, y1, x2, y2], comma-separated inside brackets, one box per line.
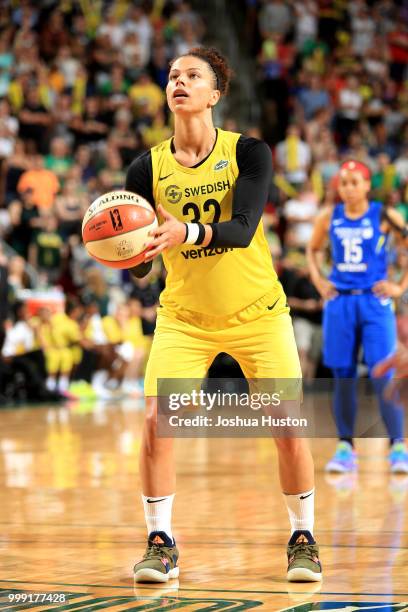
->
[323, 293, 396, 369]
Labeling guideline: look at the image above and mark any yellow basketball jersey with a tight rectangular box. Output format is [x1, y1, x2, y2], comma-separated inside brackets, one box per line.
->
[151, 128, 279, 318]
[51, 313, 81, 347]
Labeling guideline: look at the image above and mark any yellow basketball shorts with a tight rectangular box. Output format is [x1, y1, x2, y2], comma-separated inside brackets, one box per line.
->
[144, 292, 301, 397]
[45, 347, 75, 375]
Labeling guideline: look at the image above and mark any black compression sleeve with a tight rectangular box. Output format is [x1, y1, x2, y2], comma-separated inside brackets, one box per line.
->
[125, 151, 155, 208]
[208, 136, 272, 248]
[125, 151, 154, 277]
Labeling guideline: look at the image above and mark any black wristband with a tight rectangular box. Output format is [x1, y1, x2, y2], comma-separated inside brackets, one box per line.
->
[183, 223, 189, 243]
[195, 222, 206, 245]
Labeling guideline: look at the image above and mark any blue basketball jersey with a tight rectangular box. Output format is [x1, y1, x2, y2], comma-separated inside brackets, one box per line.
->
[329, 201, 388, 290]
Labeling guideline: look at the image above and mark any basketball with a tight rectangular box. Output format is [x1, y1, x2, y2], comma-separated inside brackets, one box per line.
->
[82, 190, 158, 269]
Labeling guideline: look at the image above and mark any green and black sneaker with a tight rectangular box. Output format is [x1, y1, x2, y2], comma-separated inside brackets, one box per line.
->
[287, 530, 322, 582]
[134, 531, 179, 583]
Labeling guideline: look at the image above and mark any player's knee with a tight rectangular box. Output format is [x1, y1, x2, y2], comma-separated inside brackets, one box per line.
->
[142, 398, 174, 455]
[144, 398, 158, 429]
[144, 397, 171, 444]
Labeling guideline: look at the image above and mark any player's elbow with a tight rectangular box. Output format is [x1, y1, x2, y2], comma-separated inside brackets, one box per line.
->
[306, 243, 320, 257]
[233, 232, 252, 248]
[129, 261, 153, 279]
[229, 227, 255, 248]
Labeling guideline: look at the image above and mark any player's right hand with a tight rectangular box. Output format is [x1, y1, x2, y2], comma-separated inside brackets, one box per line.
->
[313, 276, 338, 300]
[144, 204, 186, 261]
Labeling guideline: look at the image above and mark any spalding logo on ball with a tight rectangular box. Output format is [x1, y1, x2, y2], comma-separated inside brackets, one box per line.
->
[82, 190, 158, 269]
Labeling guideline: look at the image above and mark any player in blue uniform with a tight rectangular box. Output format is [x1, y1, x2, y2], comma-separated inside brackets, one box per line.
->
[307, 160, 408, 472]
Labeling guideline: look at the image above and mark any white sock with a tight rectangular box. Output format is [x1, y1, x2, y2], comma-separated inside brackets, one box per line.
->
[284, 488, 314, 535]
[58, 375, 69, 392]
[92, 371, 108, 388]
[142, 494, 174, 540]
[46, 376, 56, 391]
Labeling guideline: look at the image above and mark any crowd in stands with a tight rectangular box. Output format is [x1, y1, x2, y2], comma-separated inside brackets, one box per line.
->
[0, 0, 407, 403]
[239, 0, 408, 378]
[0, 0, 197, 403]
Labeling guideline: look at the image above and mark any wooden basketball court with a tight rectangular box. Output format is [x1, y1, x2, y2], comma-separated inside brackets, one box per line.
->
[1, 400, 407, 611]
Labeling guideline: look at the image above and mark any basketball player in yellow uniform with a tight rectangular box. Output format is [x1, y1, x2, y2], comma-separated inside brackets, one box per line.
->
[127, 47, 322, 583]
[32, 307, 75, 393]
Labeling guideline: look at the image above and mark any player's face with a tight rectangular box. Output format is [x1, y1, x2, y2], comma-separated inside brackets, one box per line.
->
[338, 169, 370, 205]
[167, 56, 220, 115]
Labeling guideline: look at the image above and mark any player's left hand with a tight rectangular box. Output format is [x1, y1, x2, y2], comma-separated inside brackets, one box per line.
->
[144, 204, 186, 261]
[373, 349, 408, 408]
[373, 280, 403, 298]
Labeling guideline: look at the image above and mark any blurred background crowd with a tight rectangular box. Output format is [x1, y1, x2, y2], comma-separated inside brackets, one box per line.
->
[0, 0, 407, 404]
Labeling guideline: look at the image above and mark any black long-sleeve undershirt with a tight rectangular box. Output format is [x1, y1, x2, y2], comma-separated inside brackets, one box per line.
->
[209, 137, 272, 247]
[125, 135, 272, 275]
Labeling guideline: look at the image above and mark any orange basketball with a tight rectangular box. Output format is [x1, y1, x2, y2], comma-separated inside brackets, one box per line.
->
[82, 190, 158, 269]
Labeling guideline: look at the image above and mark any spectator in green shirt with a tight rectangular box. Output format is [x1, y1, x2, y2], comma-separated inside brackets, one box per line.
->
[28, 214, 65, 285]
[44, 137, 73, 181]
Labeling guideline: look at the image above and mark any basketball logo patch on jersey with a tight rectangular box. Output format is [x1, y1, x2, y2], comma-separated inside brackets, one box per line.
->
[214, 159, 229, 171]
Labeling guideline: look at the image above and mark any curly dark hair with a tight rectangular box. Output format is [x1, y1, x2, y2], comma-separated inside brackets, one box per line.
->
[170, 46, 233, 96]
